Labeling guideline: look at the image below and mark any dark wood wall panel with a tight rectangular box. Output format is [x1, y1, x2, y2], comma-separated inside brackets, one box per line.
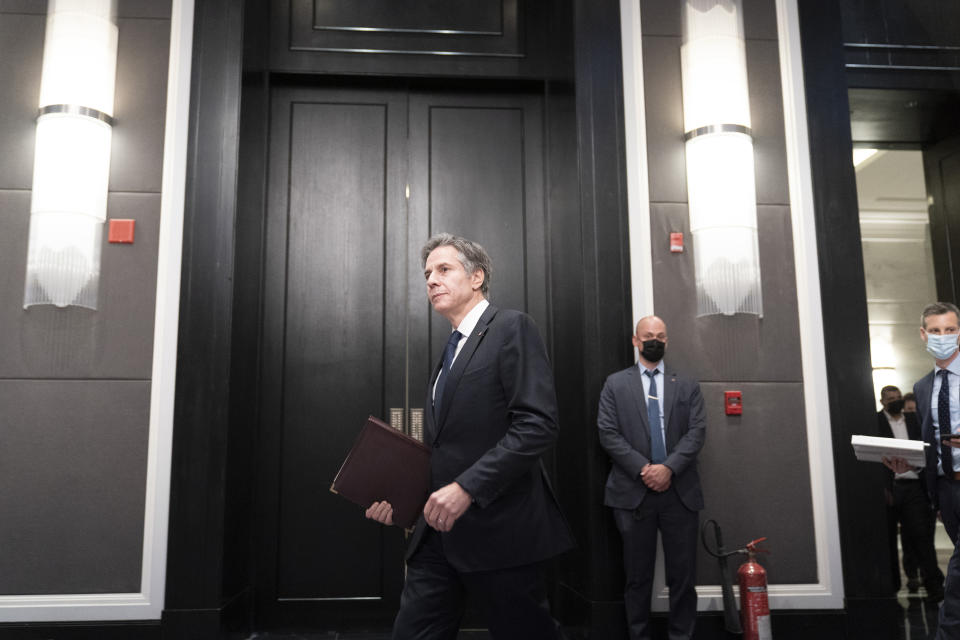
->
[266, 0, 564, 78]
[841, 0, 960, 77]
[287, 0, 519, 56]
[312, 0, 503, 34]
[278, 102, 389, 598]
[429, 107, 526, 311]
[924, 138, 960, 304]
[407, 92, 548, 374]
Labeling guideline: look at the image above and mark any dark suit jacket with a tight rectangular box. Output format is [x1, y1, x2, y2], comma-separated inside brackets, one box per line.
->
[597, 364, 706, 511]
[876, 409, 923, 490]
[917, 371, 947, 508]
[405, 304, 575, 572]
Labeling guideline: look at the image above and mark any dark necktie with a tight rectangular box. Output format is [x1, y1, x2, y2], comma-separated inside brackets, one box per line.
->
[645, 369, 667, 463]
[433, 330, 463, 416]
[940, 369, 953, 475]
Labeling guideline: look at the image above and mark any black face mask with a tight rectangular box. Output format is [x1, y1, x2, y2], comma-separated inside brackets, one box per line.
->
[886, 399, 905, 415]
[640, 339, 665, 363]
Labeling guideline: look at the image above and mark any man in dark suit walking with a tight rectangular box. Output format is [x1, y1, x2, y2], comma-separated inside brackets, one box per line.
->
[912, 302, 960, 638]
[597, 316, 706, 640]
[366, 233, 574, 639]
[876, 385, 943, 600]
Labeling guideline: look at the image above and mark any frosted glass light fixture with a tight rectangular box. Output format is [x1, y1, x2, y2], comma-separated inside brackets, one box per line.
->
[24, 0, 117, 309]
[680, 0, 762, 317]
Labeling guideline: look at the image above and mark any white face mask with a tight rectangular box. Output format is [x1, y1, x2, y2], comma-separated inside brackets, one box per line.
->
[926, 333, 960, 360]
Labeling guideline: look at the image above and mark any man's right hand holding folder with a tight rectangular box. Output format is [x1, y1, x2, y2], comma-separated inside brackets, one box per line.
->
[366, 480, 472, 533]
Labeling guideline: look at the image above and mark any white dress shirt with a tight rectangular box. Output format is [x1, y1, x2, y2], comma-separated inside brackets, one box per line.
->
[432, 298, 490, 401]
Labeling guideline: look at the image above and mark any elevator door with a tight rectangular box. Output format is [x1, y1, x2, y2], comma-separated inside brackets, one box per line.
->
[256, 83, 547, 628]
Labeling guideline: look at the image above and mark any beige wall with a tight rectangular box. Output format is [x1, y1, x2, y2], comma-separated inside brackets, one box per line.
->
[856, 150, 937, 407]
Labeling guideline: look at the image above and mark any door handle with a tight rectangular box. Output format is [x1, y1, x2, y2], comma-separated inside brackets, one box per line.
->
[410, 408, 424, 442]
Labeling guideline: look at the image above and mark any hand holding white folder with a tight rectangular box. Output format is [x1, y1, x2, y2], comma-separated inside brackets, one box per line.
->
[851, 434, 927, 468]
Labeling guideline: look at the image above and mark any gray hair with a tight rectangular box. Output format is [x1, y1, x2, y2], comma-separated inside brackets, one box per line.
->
[921, 302, 960, 328]
[420, 233, 492, 296]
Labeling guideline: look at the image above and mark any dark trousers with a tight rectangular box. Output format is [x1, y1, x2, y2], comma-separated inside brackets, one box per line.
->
[888, 479, 943, 593]
[614, 488, 699, 640]
[391, 529, 561, 640]
[936, 477, 960, 639]
[939, 476, 960, 545]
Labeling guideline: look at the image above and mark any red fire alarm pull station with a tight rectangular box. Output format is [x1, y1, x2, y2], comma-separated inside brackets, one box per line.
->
[724, 391, 742, 415]
[108, 219, 136, 244]
[669, 232, 684, 253]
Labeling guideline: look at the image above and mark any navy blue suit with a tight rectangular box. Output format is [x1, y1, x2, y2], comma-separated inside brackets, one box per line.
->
[393, 304, 574, 639]
[598, 363, 706, 640]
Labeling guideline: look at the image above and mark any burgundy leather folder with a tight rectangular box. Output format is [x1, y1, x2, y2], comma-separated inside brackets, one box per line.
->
[331, 415, 431, 529]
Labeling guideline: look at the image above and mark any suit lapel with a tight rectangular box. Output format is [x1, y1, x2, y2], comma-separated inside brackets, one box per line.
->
[627, 366, 650, 436]
[917, 371, 935, 444]
[662, 369, 679, 448]
[425, 360, 443, 443]
[433, 304, 499, 440]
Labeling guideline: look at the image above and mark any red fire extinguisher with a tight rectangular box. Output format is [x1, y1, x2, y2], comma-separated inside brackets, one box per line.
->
[738, 537, 772, 640]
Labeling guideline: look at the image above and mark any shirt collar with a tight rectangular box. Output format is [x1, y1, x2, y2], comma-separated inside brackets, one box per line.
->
[455, 298, 489, 339]
[941, 356, 960, 377]
[638, 360, 664, 376]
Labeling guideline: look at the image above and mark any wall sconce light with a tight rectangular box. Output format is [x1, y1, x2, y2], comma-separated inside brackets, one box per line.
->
[680, 0, 762, 317]
[24, 0, 117, 309]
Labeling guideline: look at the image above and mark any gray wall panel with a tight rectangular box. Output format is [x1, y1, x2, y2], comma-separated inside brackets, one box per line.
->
[0, 380, 150, 594]
[639, 0, 679, 37]
[0, 192, 159, 380]
[1, 1, 172, 19]
[651, 203, 802, 382]
[0, 0, 169, 603]
[118, 0, 173, 19]
[641, 0, 778, 39]
[743, 0, 778, 40]
[748, 38, 790, 206]
[640, 5, 788, 207]
[696, 381, 818, 585]
[0, 1, 44, 14]
[0, 12, 43, 191]
[642, 35, 686, 204]
[111, 17, 171, 193]
[640, 0, 819, 592]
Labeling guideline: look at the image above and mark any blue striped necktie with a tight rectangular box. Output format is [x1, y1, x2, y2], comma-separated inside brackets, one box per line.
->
[645, 369, 667, 464]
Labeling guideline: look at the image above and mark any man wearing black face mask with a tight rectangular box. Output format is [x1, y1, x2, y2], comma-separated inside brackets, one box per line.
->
[598, 316, 706, 640]
[878, 385, 945, 600]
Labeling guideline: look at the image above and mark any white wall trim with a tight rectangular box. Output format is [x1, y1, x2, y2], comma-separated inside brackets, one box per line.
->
[619, 0, 845, 611]
[0, 0, 195, 622]
[771, 0, 844, 609]
[620, 0, 655, 325]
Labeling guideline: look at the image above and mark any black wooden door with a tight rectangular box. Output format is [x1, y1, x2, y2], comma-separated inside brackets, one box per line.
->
[256, 82, 547, 629]
[924, 136, 960, 304]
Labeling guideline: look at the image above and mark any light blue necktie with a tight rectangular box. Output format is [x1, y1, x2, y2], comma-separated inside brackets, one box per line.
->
[645, 369, 667, 464]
